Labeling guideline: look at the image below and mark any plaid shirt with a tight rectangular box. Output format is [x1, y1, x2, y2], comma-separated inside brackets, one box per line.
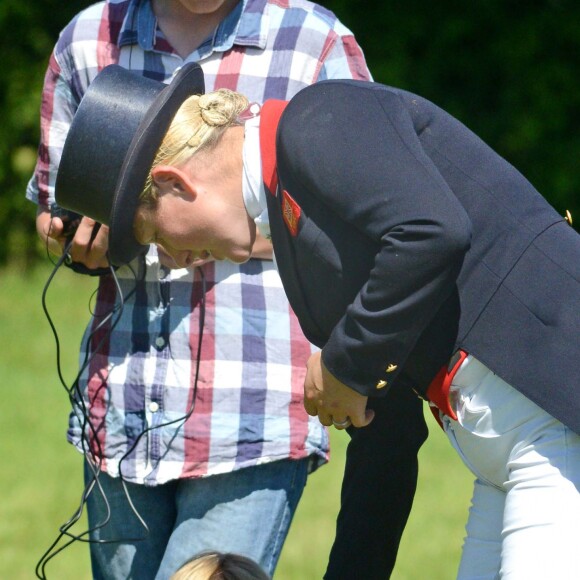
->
[27, 0, 371, 485]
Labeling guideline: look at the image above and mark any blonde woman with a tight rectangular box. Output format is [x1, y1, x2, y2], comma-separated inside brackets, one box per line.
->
[58, 66, 580, 579]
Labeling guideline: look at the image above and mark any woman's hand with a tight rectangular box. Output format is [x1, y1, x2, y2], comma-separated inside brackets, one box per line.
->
[304, 351, 374, 430]
[36, 207, 110, 270]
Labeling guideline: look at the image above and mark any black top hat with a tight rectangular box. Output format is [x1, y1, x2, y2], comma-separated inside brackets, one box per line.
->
[56, 63, 205, 266]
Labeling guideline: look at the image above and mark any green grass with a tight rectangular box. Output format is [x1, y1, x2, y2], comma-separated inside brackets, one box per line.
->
[0, 263, 473, 579]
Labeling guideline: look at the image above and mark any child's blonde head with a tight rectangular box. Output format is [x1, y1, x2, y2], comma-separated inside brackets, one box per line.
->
[170, 551, 270, 580]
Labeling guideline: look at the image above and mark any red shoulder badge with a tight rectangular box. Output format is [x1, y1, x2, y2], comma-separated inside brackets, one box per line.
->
[282, 190, 301, 237]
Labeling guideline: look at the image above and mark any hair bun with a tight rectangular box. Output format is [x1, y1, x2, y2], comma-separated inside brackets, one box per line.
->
[199, 90, 249, 127]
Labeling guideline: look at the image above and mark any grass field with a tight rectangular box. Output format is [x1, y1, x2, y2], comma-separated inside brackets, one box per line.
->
[0, 263, 473, 579]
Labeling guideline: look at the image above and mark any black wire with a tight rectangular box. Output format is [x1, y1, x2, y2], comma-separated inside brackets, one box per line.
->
[36, 6, 157, 573]
[36, 250, 134, 578]
[117, 266, 206, 481]
[37, 8, 208, 569]
[110, 266, 206, 545]
[36, 253, 206, 579]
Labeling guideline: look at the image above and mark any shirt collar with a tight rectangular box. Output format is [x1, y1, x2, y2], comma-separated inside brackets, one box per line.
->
[242, 107, 269, 238]
[118, 0, 267, 55]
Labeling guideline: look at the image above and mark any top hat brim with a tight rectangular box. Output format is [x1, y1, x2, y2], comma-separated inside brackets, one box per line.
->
[108, 64, 205, 266]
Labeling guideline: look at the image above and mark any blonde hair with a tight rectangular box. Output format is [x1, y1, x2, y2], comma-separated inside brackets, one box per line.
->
[170, 552, 270, 580]
[141, 88, 249, 206]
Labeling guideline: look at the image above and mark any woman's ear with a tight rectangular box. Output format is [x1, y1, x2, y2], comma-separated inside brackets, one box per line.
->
[151, 165, 196, 199]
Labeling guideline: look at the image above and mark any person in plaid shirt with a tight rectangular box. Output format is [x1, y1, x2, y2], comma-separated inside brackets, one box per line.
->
[28, 1, 378, 578]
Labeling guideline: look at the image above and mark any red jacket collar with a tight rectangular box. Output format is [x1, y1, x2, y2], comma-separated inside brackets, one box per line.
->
[259, 100, 289, 196]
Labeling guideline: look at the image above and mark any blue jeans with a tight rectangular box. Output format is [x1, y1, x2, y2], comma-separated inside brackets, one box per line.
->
[84, 457, 310, 579]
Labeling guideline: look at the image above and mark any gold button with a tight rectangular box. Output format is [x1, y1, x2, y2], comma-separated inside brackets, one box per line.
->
[386, 364, 398, 373]
[376, 379, 388, 389]
[565, 210, 573, 226]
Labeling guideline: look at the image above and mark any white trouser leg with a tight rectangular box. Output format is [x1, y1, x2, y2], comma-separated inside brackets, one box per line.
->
[458, 478, 503, 580]
[441, 356, 580, 580]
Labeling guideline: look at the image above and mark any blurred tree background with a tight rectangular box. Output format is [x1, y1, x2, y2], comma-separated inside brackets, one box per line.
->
[1, 0, 579, 269]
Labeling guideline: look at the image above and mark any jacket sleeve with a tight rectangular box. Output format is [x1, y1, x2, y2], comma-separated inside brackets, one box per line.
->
[279, 81, 472, 396]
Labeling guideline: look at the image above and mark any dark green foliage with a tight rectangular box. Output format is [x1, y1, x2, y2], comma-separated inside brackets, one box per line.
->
[329, 0, 580, 226]
[0, 0, 88, 268]
[1, 0, 578, 267]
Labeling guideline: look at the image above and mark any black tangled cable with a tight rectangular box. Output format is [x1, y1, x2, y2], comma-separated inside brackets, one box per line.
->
[35, 230, 206, 579]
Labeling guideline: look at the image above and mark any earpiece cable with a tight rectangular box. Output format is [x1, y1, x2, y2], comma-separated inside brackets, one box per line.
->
[36, 252, 205, 579]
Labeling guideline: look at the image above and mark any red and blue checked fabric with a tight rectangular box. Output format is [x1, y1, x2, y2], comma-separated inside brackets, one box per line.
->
[28, 0, 371, 485]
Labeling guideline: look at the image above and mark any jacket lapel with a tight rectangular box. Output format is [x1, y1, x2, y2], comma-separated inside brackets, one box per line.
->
[260, 100, 326, 346]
